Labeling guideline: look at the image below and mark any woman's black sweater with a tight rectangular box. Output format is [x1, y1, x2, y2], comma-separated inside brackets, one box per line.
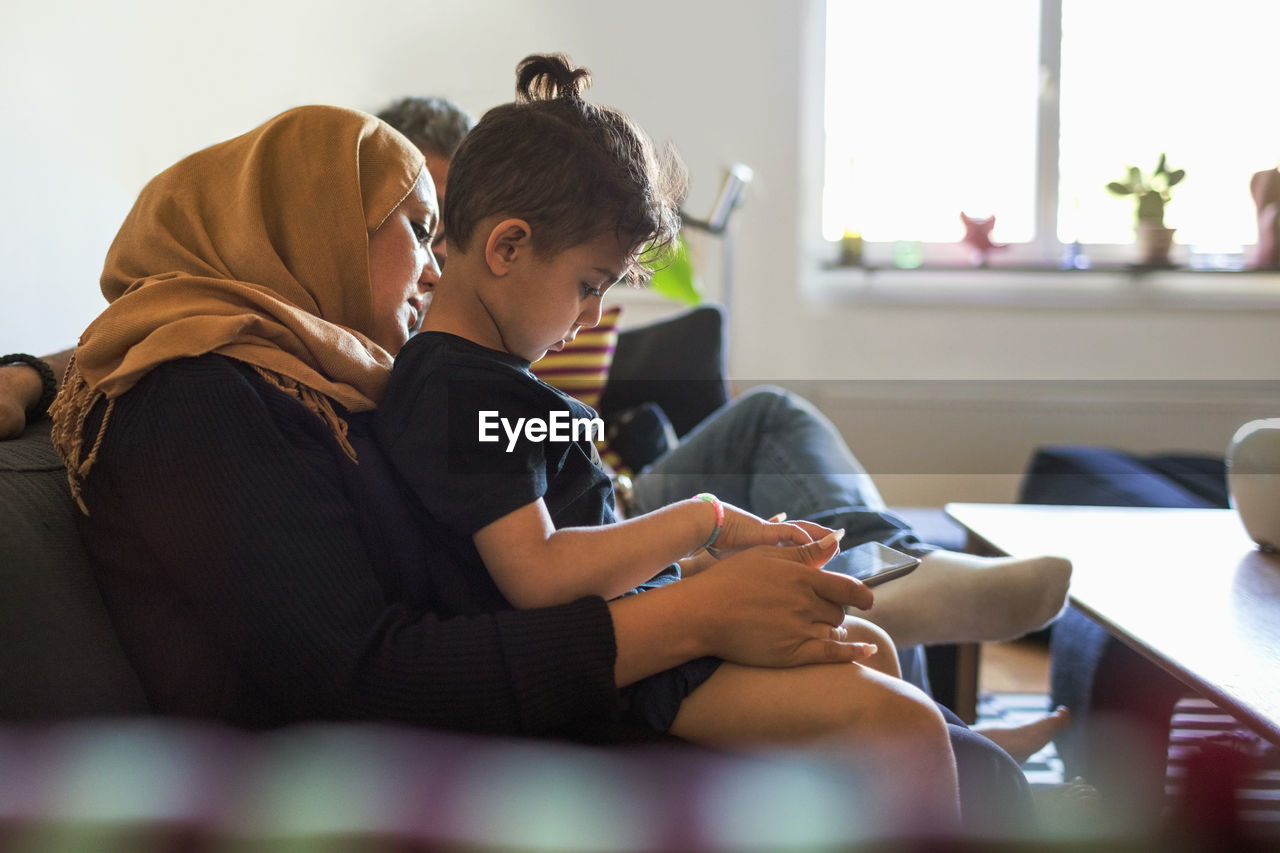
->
[76, 355, 619, 735]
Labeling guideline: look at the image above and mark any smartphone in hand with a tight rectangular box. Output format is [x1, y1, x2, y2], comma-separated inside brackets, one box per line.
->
[838, 541, 921, 587]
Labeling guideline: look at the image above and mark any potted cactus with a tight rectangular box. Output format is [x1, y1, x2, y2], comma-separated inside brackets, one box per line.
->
[1106, 153, 1184, 265]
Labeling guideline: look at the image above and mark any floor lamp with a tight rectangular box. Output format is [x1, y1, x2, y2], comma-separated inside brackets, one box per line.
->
[680, 163, 753, 317]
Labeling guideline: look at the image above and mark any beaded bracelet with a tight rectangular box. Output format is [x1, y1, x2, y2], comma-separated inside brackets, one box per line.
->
[0, 353, 57, 424]
[694, 492, 724, 554]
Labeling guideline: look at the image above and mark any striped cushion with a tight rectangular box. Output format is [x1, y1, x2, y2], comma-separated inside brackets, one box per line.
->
[531, 307, 626, 472]
[530, 306, 622, 410]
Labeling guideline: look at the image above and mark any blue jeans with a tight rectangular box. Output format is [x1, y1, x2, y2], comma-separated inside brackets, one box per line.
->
[630, 386, 936, 560]
[629, 386, 938, 687]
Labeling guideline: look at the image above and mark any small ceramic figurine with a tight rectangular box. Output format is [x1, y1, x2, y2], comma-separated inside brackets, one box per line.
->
[960, 212, 1007, 267]
[1250, 167, 1280, 270]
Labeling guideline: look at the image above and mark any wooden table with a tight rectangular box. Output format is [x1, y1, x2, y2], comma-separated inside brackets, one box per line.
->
[946, 503, 1280, 746]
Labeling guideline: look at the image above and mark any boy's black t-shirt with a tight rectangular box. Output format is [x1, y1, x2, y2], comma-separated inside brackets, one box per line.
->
[376, 331, 678, 615]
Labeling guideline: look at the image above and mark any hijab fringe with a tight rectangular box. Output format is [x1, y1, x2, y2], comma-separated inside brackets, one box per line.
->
[251, 366, 359, 463]
[50, 357, 359, 517]
[49, 355, 112, 515]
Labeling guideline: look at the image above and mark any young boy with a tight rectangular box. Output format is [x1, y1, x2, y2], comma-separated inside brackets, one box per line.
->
[374, 54, 843, 731]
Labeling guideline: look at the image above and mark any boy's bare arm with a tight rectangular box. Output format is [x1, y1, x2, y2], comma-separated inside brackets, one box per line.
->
[473, 497, 824, 609]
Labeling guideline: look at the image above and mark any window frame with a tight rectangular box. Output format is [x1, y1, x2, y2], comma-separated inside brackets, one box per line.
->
[809, 0, 1268, 275]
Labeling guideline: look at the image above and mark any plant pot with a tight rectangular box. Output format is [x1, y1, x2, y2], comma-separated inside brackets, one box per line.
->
[1227, 418, 1280, 551]
[1135, 222, 1175, 265]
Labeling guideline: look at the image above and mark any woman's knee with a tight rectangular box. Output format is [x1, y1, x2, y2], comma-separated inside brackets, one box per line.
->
[673, 661, 940, 749]
[863, 674, 947, 737]
[843, 616, 893, 648]
[842, 616, 900, 677]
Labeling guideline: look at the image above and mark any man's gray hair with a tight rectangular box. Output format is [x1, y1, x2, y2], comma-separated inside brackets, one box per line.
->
[376, 96, 476, 159]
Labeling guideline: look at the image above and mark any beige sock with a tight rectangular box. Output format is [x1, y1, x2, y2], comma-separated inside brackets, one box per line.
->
[858, 551, 1072, 647]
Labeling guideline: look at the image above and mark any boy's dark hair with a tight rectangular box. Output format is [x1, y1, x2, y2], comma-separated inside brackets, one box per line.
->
[375, 96, 475, 160]
[443, 54, 687, 281]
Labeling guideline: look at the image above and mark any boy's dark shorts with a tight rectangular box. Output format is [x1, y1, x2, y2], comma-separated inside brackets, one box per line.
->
[619, 655, 722, 732]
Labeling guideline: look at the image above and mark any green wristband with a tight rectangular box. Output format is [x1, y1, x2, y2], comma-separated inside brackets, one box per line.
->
[694, 492, 724, 552]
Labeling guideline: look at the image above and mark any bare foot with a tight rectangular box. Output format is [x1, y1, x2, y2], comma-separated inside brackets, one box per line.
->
[975, 705, 1071, 764]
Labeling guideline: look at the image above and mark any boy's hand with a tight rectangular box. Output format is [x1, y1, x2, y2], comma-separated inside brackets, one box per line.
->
[770, 514, 841, 547]
[707, 502, 838, 556]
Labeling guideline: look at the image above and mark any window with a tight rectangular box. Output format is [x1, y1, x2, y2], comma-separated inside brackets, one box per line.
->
[822, 0, 1280, 267]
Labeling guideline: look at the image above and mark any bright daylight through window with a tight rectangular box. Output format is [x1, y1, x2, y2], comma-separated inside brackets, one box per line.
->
[822, 0, 1280, 268]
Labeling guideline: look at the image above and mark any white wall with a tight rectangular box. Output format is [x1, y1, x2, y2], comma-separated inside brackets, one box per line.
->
[0, 0, 775, 352]
[4, 0, 1277, 506]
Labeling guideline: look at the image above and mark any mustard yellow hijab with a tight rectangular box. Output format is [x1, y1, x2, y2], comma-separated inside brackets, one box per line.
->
[52, 105, 426, 507]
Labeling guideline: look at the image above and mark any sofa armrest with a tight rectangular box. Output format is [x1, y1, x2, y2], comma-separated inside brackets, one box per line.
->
[0, 421, 148, 719]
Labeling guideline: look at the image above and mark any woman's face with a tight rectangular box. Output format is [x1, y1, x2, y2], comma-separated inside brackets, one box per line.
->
[367, 172, 441, 354]
[422, 152, 451, 267]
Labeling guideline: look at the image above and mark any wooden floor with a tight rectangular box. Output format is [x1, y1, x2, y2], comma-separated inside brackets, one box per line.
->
[979, 638, 1051, 694]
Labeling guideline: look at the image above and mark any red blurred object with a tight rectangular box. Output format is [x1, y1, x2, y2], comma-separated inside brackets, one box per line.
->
[960, 212, 1008, 267]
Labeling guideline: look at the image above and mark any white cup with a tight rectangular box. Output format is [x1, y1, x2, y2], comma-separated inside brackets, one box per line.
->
[1226, 418, 1280, 551]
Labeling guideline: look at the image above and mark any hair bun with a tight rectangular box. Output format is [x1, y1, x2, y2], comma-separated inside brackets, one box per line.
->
[515, 53, 592, 103]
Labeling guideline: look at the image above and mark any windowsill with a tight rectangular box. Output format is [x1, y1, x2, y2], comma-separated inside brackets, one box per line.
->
[811, 263, 1280, 310]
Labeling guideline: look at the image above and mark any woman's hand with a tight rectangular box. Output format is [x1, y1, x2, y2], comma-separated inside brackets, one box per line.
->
[686, 536, 875, 667]
[609, 532, 876, 685]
